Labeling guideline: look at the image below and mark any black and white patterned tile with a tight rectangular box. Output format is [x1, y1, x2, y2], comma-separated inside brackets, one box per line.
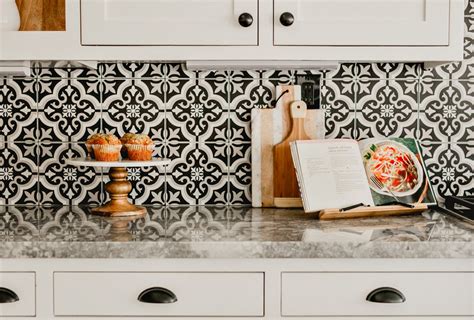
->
[259, 70, 296, 83]
[32, 61, 99, 78]
[166, 79, 228, 143]
[355, 79, 418, 139]
[38, 78, 101, 142]
[370, 63, 422, 80]
[2, 41, 474, 206]
[419, 80, 473, 143]
[142, 63, 197, 80]
[229, 78, 277, 142]
[166, 143, 228, 205]
[38, 143, 102, 206]
[102, 78, 166, 137]
[201, 69, 256, 82]
[422, 142, 473, 201]
[91, 62, 147, 79]
[0, 142, 38, 205]
[467, 9, 474, 36]
[228, 142, 251, 205]
[466, 0, 473, 15]
[0, 78, 37, 142]
[320, 78, 356, 139]
[330, 63, 378, 81]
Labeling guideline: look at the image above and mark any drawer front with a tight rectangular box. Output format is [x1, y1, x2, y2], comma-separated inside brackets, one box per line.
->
[0, 272, 35, 317]
[54, 272, 264, 317]
[282, 272, 474, 316]
[81, 0, 258, 46]
[274, 0, 450, 46]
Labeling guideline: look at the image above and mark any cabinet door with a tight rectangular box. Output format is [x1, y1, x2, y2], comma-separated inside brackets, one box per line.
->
[81, 0, 258, 45]
[274, 0, 450, 46]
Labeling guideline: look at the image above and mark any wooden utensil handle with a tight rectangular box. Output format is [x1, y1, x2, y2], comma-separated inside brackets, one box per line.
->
[290, 101, 307, 119]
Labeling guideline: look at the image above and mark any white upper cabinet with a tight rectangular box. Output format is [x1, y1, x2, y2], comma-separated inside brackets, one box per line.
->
[274, 0, 450, 46]
[0, 0, 465, 62]
[81, 0, 258, 45]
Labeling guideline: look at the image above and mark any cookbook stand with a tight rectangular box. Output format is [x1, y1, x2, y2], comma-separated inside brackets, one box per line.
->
[66, 158, 170, 217]
[318, 203, 428, 220]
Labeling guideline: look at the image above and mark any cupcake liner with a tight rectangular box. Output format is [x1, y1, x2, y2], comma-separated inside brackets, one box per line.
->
[91, 144, 122, 162]
[85, 144, 95, 159]
[125, 144, 154, 161]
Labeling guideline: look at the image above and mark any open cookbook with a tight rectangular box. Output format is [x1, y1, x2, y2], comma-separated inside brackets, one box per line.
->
[290, 138, 437, 213]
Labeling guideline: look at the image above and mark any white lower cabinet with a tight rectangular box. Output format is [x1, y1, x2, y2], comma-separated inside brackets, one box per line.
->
[54, 272, 264, 317]
[281, 272, 474, 317]
[1, 259, 473, 319]
[0, 272, 36, 317]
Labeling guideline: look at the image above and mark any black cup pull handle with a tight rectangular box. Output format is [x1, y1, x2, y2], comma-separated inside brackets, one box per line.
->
[238, 13, 253, 27]
[0, 287, 19, 304]
[138, 287, 177, 304]
[366, 287, 406, 303]
[280, 12, 295, 26]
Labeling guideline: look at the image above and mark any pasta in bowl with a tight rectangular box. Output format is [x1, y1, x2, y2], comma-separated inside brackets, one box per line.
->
[363, 140, 424, 197]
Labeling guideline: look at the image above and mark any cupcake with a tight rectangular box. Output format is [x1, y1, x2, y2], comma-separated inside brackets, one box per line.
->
[85, 133, 103, 159]
[86, 133, 122, 162]
[121, 133, 154, 161]
[119, 133, 134, 159]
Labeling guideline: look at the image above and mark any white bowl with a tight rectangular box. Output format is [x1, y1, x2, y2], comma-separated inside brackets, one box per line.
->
[362, 140, 424, 197]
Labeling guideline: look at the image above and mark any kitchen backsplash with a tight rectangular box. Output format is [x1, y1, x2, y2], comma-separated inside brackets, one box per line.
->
[1, 8, 472, 206]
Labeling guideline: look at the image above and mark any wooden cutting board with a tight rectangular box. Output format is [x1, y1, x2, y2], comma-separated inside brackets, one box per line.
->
[16, 0, 65, 31]
[273, 101, 311, 207]
[251, 85, 325, 208]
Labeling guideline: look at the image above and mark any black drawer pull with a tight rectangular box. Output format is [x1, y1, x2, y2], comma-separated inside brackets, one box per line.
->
[238, 13, 253, 27]
[366, 287, 406, 303]
[138, 287, 177, 304]
[280, 12, 295, 26]
[0, 287, 19, 303]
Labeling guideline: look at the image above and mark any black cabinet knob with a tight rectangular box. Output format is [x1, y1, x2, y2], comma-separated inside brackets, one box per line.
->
[138, 287, 177, 304]
[366, 287, 406, 303]
[280, 12, 295, 26]
[0, 287, 19, 304]
[238, 13, 253, 27]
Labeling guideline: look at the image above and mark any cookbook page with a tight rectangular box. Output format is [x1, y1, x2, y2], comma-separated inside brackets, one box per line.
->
[292, 140, 374, 212]
[358, 138, 437, 206]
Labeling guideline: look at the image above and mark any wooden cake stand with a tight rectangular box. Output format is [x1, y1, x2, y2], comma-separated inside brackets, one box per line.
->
[66, 158, 170, 217]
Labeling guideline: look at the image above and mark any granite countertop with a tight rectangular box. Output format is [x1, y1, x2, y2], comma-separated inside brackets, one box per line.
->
[0, 206, 472, 259]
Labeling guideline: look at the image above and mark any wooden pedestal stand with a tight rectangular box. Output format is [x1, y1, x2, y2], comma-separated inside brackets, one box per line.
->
[66, 158, 170, 217]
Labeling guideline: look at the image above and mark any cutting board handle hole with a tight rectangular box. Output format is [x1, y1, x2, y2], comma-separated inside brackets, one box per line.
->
[270, 89, 290, 107]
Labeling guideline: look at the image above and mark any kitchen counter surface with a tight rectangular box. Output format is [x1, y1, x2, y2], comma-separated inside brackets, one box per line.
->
[0, 206, 472, 259]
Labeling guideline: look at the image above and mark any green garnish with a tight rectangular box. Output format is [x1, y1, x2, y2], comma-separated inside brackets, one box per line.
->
[370, 144, 377, 152]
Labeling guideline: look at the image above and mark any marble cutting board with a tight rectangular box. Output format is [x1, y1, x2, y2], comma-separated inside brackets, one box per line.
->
[251, 85, 325, 208]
